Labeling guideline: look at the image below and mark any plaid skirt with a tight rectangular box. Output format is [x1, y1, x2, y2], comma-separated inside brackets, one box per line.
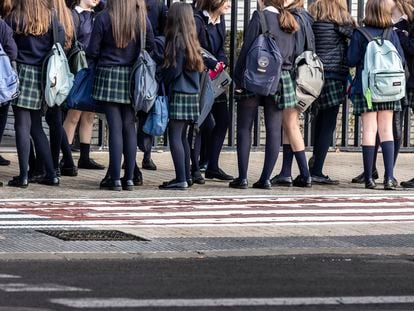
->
[169, 92, 199, 121]
[274, 70, 297, 110]
[93, 66, 132, 104]
[12, 63, 43, 110]
[351, 94, 401, 116]
[314, 79, 346, 110]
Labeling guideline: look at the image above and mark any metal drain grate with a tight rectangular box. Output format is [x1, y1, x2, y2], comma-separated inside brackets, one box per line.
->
[36, 230, 149, 241]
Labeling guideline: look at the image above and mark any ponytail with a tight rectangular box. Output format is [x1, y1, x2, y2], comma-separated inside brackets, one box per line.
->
[279, 8, 299, 33]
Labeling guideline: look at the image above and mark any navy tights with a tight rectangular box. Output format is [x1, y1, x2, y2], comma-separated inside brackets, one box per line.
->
[169, 120, 191, 183]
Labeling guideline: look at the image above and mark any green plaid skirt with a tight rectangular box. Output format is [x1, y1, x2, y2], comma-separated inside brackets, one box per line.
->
[274, 70, 297, 110]
[12, 63, 43, 110]
[314, 79, 346, 110]
[169, 92, 199, 121]
[351, 94, 401, 116]
[93, 66, 132, 104]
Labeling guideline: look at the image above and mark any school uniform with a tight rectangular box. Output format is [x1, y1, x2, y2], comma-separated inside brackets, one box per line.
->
[231, 7, 294, 188]
[86, 9, 154, 188]
[146, 0, 168, 36]
[347, 26, 405, 116]
[5, 14, 64, 186]
[193, 9, 231, 179]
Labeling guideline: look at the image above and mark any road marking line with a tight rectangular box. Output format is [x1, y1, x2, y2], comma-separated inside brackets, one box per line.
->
[49, 296, 414, 308]
[0, 283, 90, 292]
[0, 274, 21, 279]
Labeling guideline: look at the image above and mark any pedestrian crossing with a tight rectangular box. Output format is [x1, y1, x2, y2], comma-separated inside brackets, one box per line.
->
[1, 194, 414, 228]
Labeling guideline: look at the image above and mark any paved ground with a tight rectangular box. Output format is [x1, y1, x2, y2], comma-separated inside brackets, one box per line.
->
[1, 256, 414, 310]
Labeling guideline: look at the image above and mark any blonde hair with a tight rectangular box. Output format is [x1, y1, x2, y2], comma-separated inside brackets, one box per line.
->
[394, 0, 414, 23]
[364, 0, 393, 28]
[285, 0, 304, 10]
[264, 0, 299, 33]
[11, 0, 51, 36]
[107, 0, 147, 49]
[309, 0, 356, 25]
[51, 0, 74, 50]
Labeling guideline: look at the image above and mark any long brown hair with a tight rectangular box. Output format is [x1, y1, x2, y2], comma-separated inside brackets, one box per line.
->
[263, 0, 299, 33]
[394, 0, 414, 23]
[10, 0, 51, 35]
[107, 0, 147, 49]
[197, 0, 227, 12]
[164, 2, 204, 72]
[0, 0, 13, 17]
[51, 0, 74, 49]
[364, 0, 393, 28]
[309, 0, 356, 25]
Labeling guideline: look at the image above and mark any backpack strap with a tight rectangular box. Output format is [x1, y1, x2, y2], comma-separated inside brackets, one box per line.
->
[357, 27, 375, 42]
[257, 10, 269, 35]
[294, 12, 315, 52]
[51, 9, 59, 45]
[194, 13, 213, 52]
[383, 27, 392, 41]
[140, 23, 146, 53]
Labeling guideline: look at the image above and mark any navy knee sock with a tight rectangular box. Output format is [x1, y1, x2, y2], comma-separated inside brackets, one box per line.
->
[362, 145, 375, 181]
[294, 150, 309, 178]
[381, 141, 395, 180]
[279, 144, 294, 177]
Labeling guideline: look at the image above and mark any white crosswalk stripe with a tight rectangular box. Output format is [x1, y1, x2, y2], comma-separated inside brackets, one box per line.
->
[0, 194, 414, 228]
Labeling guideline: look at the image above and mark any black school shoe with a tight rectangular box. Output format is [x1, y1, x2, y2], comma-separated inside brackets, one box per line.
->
[384, 178, 397, 190]
[78, 158, 105, 170]
[192, 171, 205, 185]
[253, 179, 272, 190]
[8, 176, 28, 188]
[401, 178, 414, 188]
[0, 155, 10, 166]
[293, 175, 312, 188]
[365, 178, 377, 189]
[37, 176, 59, 186]
[159, 180, 188, 190]
[100, 177, 122, 191]
[142, 158, 157, 171]
[121, 178, 134, 191]
[311, 175, 339, 185]
[133, 172, 143, 186]
[270, 175, 293, 187]
[205, 168, 234, 181]
[60, 165, 78, 177]
[229, 178, 248, 189]
[352, 169, 379, 183]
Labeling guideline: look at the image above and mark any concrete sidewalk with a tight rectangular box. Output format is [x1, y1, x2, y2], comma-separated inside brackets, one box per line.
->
[0, 149, 413, 200]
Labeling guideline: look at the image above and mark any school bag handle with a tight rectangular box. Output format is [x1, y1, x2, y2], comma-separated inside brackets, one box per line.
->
[358, 27, 392, 46]
[257, 11, 270, 35]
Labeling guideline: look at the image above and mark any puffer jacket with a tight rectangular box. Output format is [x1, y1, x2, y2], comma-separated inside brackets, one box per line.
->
[312, 21, 354, 81]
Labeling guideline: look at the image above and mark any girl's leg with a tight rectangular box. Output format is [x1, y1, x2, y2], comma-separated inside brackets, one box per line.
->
[361, 112, 378, 186]
[78, 112, 104, 169]
[377, 110, 395, 187]
[104, 103, 123, 182]
[120, 105, 137, 181]
[63, 109, 82, 144]
[11, 106, 31, 182]
[167, 120, 187, 183]
[45, 105, 63, 171]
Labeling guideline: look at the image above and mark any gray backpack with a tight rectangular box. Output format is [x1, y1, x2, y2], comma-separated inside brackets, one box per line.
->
[359, 28, 405, 108]
[130, 28, 158, 113]
[293, 13, 324, 113]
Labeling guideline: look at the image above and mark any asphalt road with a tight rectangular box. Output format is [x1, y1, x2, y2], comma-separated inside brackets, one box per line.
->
[0, 255, 414, 310]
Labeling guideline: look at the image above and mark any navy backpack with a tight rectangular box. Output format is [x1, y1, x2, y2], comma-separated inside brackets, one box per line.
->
[243, 11, 283, 96]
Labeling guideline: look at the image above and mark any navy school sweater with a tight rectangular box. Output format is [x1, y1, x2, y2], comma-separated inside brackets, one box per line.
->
[0, 19, 17, 61]
[347, 26, 405, 95]
[234, 9, 296, 89]
[162, 46, 200, 94]
[194, 10, 228, 70]
[395, 20, 414, 89]
[291, 8, 314, 59]
[72, 8, 94, 49]
[5, 15, 65, 66]
[146, 0, 168, 36]
[86, 10, 155, 67]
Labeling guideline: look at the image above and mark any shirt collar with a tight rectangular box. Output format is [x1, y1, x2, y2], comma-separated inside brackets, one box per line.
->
[263, 6, 280, 14]
[202, 10, 221, 25]
[75, 5, 93, 13]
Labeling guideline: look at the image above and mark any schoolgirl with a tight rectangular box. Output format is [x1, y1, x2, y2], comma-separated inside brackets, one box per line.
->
[394, 0, 414, 188]
[231, 0, 299, 189]
[87, 0, 154, 191]
[347, 0, 405, 190]
[60, 0, 105, 176]
[159, 2, 204, 190]
[193, 0, 233, 183]
[133, 0, 168, 174]
[304, 0, 355, 185]
[5, 0, 63, 188]
[351, 0, 411, 186]
[0, 0, 15, 168]
[264, 0, 310, 188]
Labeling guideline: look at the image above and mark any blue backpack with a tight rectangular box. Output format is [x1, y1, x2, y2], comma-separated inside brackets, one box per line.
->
[143, 84, 169, 136]
[0, 43, 19, 105]
[243, 11, 283, 96]
[66, 68, 104, 113]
